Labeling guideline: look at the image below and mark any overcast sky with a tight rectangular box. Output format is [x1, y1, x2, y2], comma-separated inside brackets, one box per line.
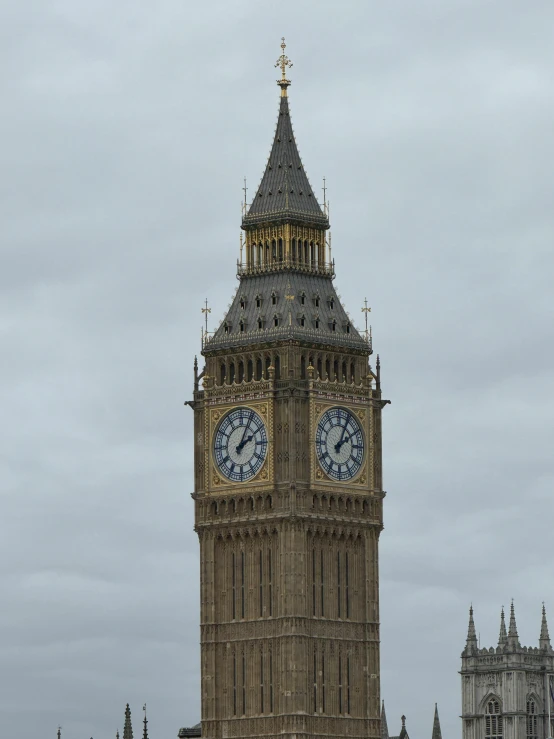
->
[2, 1, 554, 737]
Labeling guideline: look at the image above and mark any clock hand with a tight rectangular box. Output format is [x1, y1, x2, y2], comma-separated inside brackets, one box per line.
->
[236, 433, 254, 454]
[335, 434, 351, 453]
[335, 424, 348, 453]
[236, 413, 253, 453]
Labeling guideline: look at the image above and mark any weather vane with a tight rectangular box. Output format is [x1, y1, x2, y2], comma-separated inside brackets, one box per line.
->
[275, 37, 293, 93]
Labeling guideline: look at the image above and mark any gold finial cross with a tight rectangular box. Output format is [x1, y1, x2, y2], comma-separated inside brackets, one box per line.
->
[275, 37, 293, 94]
[361, 298, 371, 341]
[201, 298, 211, 335]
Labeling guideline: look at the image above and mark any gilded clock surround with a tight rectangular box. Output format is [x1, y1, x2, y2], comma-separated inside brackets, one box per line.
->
[188, 40, 389, 739]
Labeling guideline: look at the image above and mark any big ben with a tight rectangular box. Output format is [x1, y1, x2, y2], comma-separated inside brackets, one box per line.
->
[189, 40, 389, 739]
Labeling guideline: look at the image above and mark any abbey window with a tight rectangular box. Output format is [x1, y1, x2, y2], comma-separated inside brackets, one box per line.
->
[526, 700, 537, 739]
[485, 699, 502, 739]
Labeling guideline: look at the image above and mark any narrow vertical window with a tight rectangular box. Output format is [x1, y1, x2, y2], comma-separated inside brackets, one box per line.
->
[313, 651, 317, 713]
[320, 549, 324, 618]
[269, 652, 274, 713]
[241, 550, 245, 619]
[346, 657, 351, 714]
[321, 652, 326, 713]
[242, 654, 246, 715]
[233, 655, 237, 715]
[527, 700, 537, 739]
[345, 551, 350, 619]
[259, 549, 263, 617]
[268, 547, 273, 616]
[312, 549, 316, 616]
[260, 653, 264, 714]
[338, 655, 343, 714]
[232, 552, 236, 620]
[337, 551, 341, 618]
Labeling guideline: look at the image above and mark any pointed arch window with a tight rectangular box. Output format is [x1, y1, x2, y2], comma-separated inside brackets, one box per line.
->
[527, 700, 538, 739]
[239, 320, 245, 333]
[485, 699, 503, 739]
[256, 294, 262, 308]
[273, 315, 279, 328]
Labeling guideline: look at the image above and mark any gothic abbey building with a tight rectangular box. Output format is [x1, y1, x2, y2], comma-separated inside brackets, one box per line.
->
[461, 603, 554, 739]
[187, 41, 388, 739]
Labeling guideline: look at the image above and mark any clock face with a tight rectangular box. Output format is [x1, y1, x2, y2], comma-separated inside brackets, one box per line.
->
[315, 407, 365, 481]
[214, 408, 268, 483]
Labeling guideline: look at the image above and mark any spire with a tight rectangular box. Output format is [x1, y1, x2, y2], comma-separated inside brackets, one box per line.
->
[116, 732, 120, 739]
[381, 701, 389, 739]
[432, 704, 442, 739]
[243, 40, 328, 229]
[123, 704, 133, 739]
[464, 604, 478, 654]
[498, 606, 507, 647]
[399, 715, 409, 739]
[540, 603, 552, 650]
[142, 704, 148, 739]
[507, 600, 520, 648]
[57, 728, 61, 739]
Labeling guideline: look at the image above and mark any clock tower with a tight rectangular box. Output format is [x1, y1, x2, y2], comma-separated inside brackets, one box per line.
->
[189, 40, 389, 739]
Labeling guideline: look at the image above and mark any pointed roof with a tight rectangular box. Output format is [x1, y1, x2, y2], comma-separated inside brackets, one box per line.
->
[123, 704, 133, 739]
[498, 606, 507, 647]
[143, 711, 148, 739]
[381, 701, 390, 739]
[242, 42, 328, 229]
[464, 604, 478, 654]
[508, 600, 520, 648]
[540, 603, 552, 651]
[432, 704, 442, 739]
[399, 715, 409, 739]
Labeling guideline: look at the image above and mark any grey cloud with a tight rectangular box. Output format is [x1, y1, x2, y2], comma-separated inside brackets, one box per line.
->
[1, 1, 553, 737]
